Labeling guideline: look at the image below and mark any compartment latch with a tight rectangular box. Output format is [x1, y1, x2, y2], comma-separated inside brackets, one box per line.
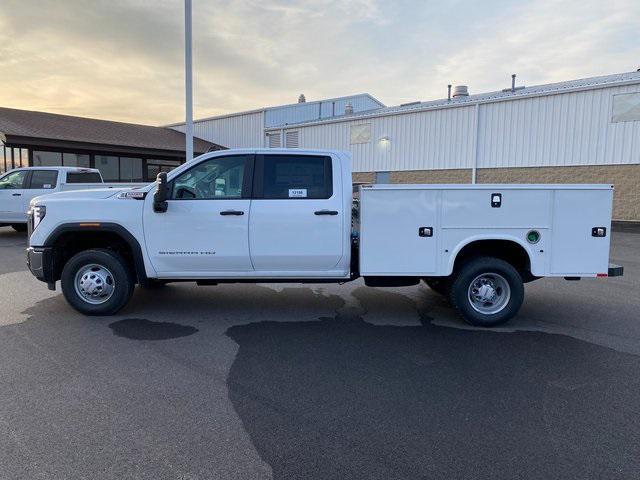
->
[419, 227, 433, 237]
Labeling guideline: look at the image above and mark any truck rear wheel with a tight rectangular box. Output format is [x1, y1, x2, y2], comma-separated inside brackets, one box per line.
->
[449, 257, 524, 327]
[61, 249, 134, 316]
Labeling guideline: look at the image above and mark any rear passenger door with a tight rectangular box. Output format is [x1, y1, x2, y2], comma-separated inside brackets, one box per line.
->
[249, 153, 344, 273]
[25, 170, 59, 212]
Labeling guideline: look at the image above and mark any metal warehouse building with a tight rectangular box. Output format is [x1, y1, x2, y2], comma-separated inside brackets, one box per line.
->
[170, 71, 640, 222]
[167, 93, 384, 149]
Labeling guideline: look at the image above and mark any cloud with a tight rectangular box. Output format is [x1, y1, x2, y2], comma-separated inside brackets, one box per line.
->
[429, 0, 640, 97]
[0, 0, 638, 124]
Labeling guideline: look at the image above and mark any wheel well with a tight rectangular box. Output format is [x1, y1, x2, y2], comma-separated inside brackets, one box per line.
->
[452, 240, 534, 281]
[50, 231, 138, 283]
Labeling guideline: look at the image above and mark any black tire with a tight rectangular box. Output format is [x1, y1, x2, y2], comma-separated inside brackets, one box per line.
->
[449, 257, 524, 327]
[11, 224, 27, 232]
[61, 249, 135, 316]
[424, 277, 451, 296]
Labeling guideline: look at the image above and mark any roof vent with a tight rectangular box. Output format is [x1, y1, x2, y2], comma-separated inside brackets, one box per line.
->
[345, 102, 354, 115]
[452, 85, 469, 97]
[501, 73, 526, 93]
[298, 94, 306, 103]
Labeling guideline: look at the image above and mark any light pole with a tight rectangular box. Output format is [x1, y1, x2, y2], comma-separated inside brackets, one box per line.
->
[184, 0, 193, 162]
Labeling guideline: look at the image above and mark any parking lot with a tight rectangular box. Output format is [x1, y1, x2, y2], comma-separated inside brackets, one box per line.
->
[0, 226, 639, 480]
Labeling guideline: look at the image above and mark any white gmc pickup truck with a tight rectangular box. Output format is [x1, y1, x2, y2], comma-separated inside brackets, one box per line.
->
[1, 166, 146, 231]
[26, 149, 623, 327]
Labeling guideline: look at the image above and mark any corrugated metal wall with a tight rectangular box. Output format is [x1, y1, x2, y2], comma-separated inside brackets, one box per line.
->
[292, 107, 475, 172]
[171, 111, 264, 149]
[264, 95, 382, 128]
[478, 84, 640, 168]
[282, 83, 640, 172]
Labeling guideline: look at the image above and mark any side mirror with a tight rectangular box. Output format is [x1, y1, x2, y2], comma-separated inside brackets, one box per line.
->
[153, 172, 169, 213]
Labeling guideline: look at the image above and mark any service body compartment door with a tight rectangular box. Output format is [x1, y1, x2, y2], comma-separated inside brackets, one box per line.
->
[360, 188, 438, 275]
[441, 188, 552, 229]
[550, 188, 613, 275]
[249, 154, 344, 273]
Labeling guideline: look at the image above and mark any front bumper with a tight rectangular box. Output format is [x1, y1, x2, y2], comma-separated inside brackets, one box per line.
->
[26, 247, 55, 288]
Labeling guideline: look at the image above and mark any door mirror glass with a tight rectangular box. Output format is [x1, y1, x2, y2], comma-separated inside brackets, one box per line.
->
[153, 172, 169, 212]
[175, 186, 196, 199]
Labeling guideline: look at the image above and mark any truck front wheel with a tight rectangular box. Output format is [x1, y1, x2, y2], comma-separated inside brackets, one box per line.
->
[61, 249, 134, 316]
[449, 257, 524, 327]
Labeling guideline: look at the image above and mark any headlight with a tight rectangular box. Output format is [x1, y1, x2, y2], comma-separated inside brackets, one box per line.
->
[32, 205, 46, 230]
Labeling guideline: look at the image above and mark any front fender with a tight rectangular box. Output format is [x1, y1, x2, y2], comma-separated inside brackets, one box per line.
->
[41, 222, 156, 284]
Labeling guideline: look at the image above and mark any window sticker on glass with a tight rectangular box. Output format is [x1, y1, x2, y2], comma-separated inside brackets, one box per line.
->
[289, 188, 307, 198]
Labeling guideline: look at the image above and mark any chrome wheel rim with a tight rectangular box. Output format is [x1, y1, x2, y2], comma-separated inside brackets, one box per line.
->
[468, 273, 511, 315]
[74, 264, 115, 305]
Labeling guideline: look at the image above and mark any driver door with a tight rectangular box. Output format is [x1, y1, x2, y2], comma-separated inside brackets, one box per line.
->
[143, 154, 254, 276]
[0, 170, 28, 222]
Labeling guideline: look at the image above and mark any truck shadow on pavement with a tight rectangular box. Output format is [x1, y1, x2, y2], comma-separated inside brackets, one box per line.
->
[225, 288, 640, 480]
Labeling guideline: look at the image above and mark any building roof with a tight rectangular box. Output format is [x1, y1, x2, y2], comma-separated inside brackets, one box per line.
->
[261, 93, 384, 113]
[264, 70, 640, 130]
[0, 107, 221, 153]
[164, 93, 386, 127]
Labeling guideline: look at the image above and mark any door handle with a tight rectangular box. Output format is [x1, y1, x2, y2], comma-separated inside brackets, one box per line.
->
[314, 210, 339, 216]
[12, 193, 21, 196]
[220, 210, 244, 216]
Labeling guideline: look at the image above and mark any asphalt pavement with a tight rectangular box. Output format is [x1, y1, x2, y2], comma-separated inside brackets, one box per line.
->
[0, 226, 638, 479]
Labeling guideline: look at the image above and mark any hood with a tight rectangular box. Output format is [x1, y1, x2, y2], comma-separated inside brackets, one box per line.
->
[31, 188, 128, 205]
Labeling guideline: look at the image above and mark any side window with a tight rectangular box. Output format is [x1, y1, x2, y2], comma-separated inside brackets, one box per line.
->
[0, 170, 27, 190]
[66, 172, 102, 183]
[171, 155, 251, 200]
[29, 170, 58, 189]
[260, 155, 332, 199]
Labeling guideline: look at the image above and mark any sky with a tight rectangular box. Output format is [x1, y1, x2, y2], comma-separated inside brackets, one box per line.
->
[1, 0, 639, 126]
